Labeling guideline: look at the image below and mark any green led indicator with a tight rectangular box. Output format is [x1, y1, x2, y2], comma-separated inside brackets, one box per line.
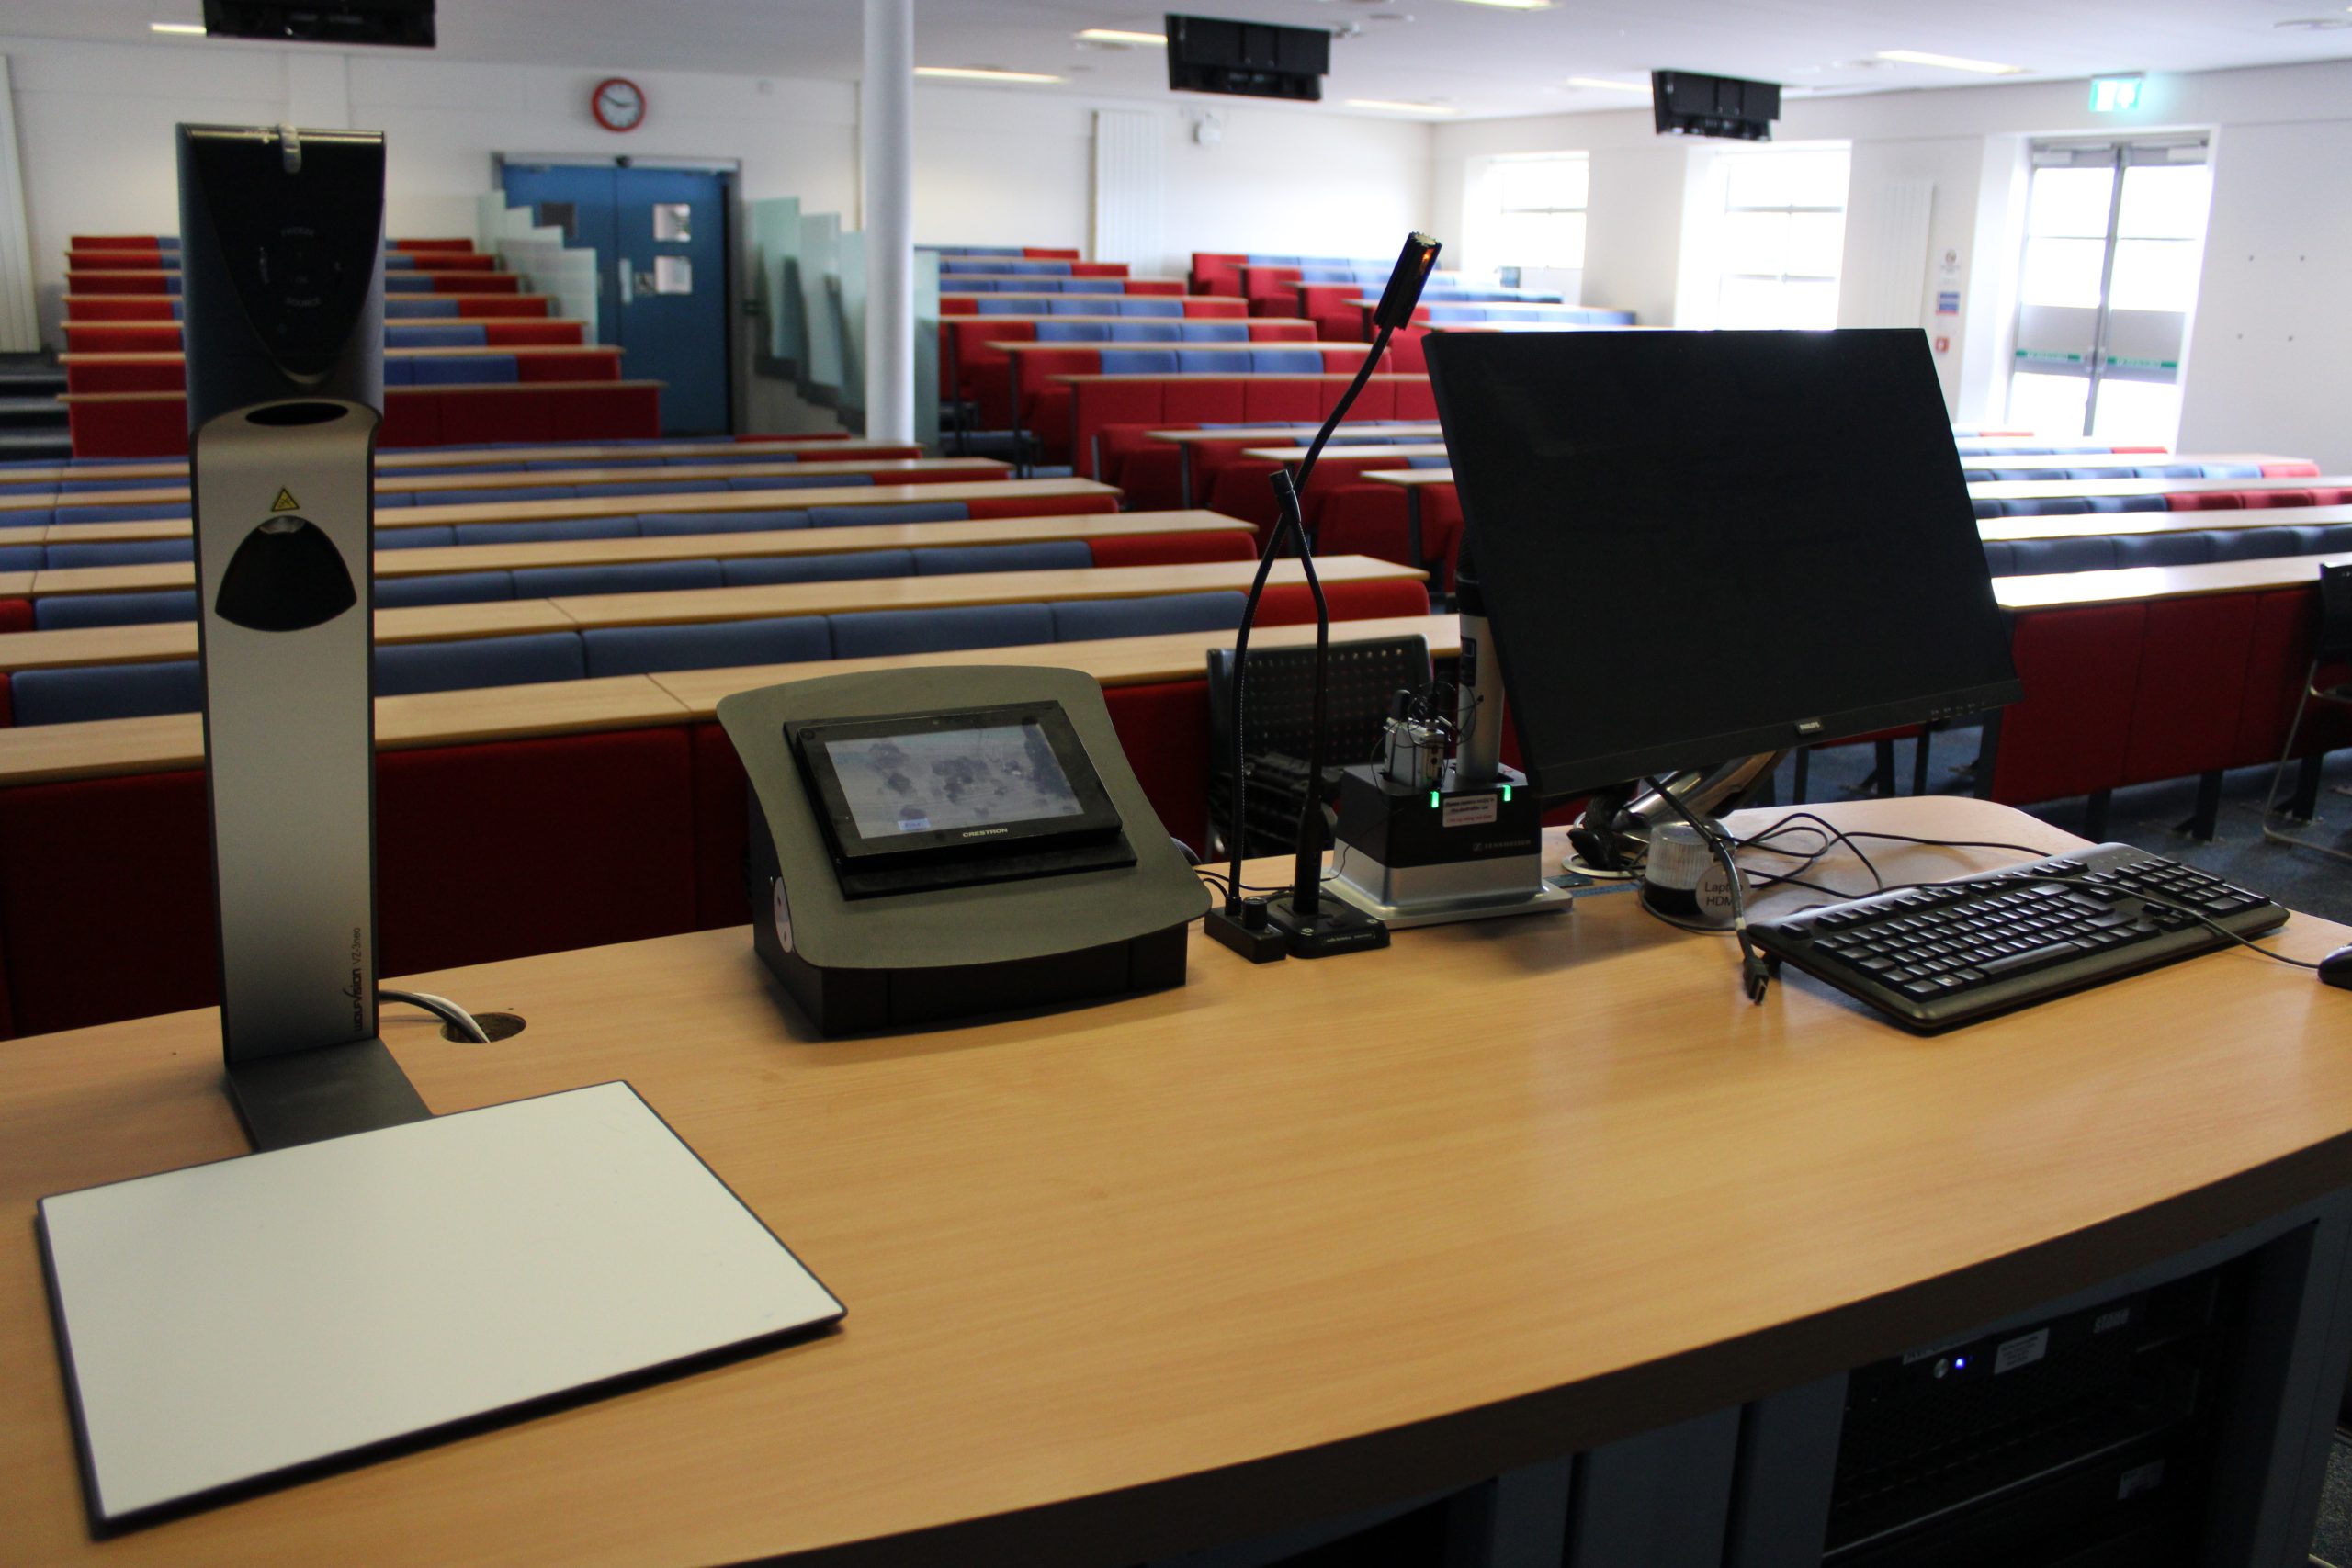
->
[1430, 790, 1442, 808]
[1501, 784, 1513, 802]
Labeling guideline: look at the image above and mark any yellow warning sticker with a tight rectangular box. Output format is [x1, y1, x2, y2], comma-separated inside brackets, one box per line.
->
[270, 488, 300, 513]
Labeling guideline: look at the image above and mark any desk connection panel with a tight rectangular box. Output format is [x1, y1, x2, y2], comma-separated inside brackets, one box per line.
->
[29, 175, 2352, 1567]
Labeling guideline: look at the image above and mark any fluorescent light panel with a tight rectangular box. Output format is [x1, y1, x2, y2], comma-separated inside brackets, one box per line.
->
[1346, 98, 1459, 114]
[914, 66, 1064, 83]
[1076, 28, 1166, 44]
[149, 21, 207, 34]
[1874, 49, 2027, 75]
[1452, 0, 1555, 8]
[1566, 76, 1648, 93]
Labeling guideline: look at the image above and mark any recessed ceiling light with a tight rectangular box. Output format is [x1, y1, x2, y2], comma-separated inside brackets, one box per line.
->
[1875, 49, 2027, 75]
[914, 66, 1064, 83]
[1451, 0, 1554, 8]
[1566, 76, 1648, 93]
[1075, 28, 1166, 45]
[149, 21, 207, 34]
[1346, 98, 1460, 113]
[2275, 15, 2352, 27]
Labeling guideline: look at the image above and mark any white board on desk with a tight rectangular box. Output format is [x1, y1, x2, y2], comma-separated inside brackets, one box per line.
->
[39, 1079, 842, 1528]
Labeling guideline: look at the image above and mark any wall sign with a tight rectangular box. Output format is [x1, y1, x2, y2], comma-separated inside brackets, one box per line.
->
[592, 77, 647, 133]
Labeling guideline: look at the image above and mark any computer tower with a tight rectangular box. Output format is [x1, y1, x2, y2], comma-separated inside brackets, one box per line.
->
[1825, 1265, 2247, 1566]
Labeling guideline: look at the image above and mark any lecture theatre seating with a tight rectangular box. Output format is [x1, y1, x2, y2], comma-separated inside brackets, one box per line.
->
[57, 237, 639, 457]
[1007, 344, 1403, 469]
[940, 295, 1247, 319]
[943, 276, 1186, 297]
[942, 316, 1320, 430]
[0, 569, 1432, 1036]
[9, 520, 1260, 640]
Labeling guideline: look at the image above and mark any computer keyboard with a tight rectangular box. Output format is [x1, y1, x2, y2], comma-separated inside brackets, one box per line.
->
[1748, 842, 2289, 1033]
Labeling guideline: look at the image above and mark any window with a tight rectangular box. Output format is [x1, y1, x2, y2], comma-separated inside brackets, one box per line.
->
[1713, 147, 1849, 330]
[2008, 139, 2211, 442]
[1487, 153, 1589, 271]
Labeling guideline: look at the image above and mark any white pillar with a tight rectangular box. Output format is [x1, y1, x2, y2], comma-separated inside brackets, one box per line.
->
[862, 0, 915, 441]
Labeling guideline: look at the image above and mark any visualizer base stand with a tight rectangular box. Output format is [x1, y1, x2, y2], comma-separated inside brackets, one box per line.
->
[1323, 762, 1577, 929]
[224, 1039, 430, 1153]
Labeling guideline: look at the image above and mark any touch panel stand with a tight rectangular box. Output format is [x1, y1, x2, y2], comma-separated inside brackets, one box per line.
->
[719, 666, 1207, 1035]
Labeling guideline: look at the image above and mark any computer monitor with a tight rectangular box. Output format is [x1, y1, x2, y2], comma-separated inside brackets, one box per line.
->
[1422, 328, 2020, 802]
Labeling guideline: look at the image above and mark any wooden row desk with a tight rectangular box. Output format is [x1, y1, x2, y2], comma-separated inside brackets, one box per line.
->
[0, 436, 886, 488]
[0, 612, 1457, 787]
[1354, 467, 2352, 577]
[2, 547, 2344, 787]
[0, 555, 1420, 674]
[25, 479, 1119, 546]
[9, 511, 1251, 604]
[5, 794, 2347, 1565]
[0, 457, 1013, 515]
[1148, 423, 1442, 507]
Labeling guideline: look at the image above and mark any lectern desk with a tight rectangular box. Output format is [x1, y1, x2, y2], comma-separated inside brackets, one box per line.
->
[5, 797, 2348, 1566]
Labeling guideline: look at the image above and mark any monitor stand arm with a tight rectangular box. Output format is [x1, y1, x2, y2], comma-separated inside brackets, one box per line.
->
[1570, 751, 1784, 874]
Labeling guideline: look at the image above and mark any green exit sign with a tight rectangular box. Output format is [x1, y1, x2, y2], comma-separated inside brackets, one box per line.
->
[2089, 75, 2143, 112]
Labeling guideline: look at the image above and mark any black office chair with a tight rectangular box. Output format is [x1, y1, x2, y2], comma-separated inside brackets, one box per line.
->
[2259, 562, 2352, 863]
[1204, 635, 1431, 859]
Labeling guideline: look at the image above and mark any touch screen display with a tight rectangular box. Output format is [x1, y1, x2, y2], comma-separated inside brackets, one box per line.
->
[823, 723, 1083, 838]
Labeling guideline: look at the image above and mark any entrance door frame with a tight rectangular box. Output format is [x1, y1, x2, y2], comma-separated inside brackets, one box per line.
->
[492, 152, 742, 434]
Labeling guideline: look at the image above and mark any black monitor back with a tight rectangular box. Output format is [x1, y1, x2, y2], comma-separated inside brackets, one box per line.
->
[1423, 329, 2019, 799]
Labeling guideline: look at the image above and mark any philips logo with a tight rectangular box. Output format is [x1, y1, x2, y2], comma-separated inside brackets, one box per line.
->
[1796, 718, 1825, 736]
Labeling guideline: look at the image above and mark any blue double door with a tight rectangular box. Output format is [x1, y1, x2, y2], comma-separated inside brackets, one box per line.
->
[499, 162, 732, 434]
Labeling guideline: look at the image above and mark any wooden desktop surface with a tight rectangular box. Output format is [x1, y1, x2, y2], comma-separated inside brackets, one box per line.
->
[1968, 475, 2352, 501]
[1954, 451, 2306, 472]
[0, 459, 1012, 515]
[3, 796, 2348, 1566]
[1243, 442, 1444, 462]
[1362, 469, 2352, 499]
[58, 344, 618, 366]
[39, 479, 1118, 543]
[0, 614, 1457, 788]
[0, 438, 911, 487]
[59, 379, 668, 410]
[1145, 424, 1442, 446]
[0, 556, 1419, 673]
[1981, 503, 2352, 540]
[22, 512, 1255, 600]
[1993, 550, 2352, 609]
[1047, 373, 1413, 388]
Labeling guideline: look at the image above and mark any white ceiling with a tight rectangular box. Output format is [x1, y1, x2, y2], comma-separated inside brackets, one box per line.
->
[17, 0, 2352, 119]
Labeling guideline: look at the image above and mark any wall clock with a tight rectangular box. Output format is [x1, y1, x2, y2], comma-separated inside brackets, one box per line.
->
[592, 77, 646, 133]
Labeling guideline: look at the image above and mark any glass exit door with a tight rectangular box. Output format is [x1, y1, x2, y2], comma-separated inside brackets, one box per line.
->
[2007, 139, 2212, 443]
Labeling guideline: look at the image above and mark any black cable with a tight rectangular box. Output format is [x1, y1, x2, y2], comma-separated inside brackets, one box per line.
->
[1643, 775, 1769, 1003]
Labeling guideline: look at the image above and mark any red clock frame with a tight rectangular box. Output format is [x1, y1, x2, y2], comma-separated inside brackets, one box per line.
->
[591, 77, 646, 134]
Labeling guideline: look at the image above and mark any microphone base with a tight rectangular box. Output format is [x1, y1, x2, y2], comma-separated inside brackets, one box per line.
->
[1205, 903, 1291, 964]
[1264, 895, 1390, 959]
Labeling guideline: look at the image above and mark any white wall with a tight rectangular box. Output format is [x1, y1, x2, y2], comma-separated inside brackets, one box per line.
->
[1431, 58, 2352, 466]
[910, 84, 1435, 280]
[0, 33, 859, 344]
[2, 32, 1434, 344]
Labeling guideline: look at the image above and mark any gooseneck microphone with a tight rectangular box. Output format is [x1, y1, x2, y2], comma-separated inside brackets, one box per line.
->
[1204, 232, 1442, 963]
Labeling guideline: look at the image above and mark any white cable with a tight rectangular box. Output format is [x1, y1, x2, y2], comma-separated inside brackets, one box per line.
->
[379, 987, 492, 1044]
